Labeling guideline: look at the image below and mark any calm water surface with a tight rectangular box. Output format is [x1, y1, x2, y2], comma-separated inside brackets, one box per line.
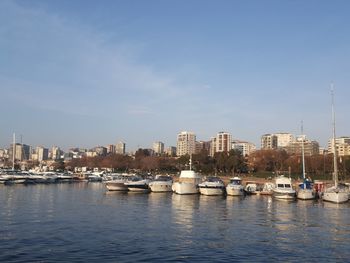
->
[1, 183, 350, 262]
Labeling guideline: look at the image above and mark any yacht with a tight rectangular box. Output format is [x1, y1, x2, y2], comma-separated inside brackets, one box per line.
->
[149, 175, 173, 192]
[105, 176, 129, 191]
[172, 158, 201, 195]
[226, 177, 244, 196]
[272, 175, 296, 200]
[297, 123, 316, 200]
[125, 177, 150, 193]
[323, 88, 349, 204]
[198, 176, 225, 196]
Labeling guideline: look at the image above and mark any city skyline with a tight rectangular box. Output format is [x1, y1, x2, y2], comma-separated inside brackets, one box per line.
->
[1, 1, 350, 150]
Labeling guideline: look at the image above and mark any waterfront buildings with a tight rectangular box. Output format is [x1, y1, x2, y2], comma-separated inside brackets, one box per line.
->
[116, 142, 126, 155]
[195, 141, 211, 154]
[285, 136, 320, 156]
[107, 144, 116, 154]
[210, 132, 232, 156]
[36, 146, 49, 162]
[51, 146, 62, 160]
[153, 141, 164, 155]
[176, 131, 196, 156]
[166, 146, 176, 157]
[232, 140, 256, 156]
[261, 134, 278, 150]
[328, 136, 350, 156]
[274, 133, 294, 148]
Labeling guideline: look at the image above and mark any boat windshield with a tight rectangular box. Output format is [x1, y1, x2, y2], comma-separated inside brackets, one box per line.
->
[230, 179, 241, 185]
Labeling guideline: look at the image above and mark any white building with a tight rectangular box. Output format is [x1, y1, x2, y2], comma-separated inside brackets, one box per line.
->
[210, 131, 232, 156]
[153, 141, 164, 155]
[51, 146, 61, 160]
[261, 134, 278, 149]
[116, 141, 126, 155]
[176, 131, 196, 156]
[328, 136, 350, 156]
[36, 146, 49, 162]
[232, 140, 256, 156]
[274, 133, 294, 148]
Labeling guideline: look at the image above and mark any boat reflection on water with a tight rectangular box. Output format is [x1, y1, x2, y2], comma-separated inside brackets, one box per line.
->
[171, 194, 199, 233]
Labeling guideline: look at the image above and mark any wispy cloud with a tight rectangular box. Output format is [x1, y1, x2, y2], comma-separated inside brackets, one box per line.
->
[0, 1, 207, 118]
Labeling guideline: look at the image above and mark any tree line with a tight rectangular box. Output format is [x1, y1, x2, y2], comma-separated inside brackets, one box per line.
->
[65, 148, 350, 180]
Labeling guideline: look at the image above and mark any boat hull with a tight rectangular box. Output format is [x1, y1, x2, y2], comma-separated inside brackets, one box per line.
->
[273, 190, 296, 200]
[226, 186, 244, 196]
[199, 187, 225, 196]
[149, 182, 172, 192]
[297, 189, 315, 200]
[106, 182, 128, 191]
[323, 191, 349, 204]
[172, 182, 199, 195]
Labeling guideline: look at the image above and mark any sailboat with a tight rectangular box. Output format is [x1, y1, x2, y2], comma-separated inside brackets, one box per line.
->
[297, 122, 315, 200]
[322, 86, 349, 203]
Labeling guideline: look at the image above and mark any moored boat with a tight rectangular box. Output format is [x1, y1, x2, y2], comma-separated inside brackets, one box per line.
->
[273, 175, 296, 200]
[172, 158, 201, 195]
[125, 177, 150, 193]
[226, 177, 244, 196]
[322, 88, 349, 204]
[149, 175, 173, 192]
[198, 176, 225, 196]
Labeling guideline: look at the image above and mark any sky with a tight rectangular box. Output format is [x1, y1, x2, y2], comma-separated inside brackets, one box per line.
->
[1, 0, 350, 151]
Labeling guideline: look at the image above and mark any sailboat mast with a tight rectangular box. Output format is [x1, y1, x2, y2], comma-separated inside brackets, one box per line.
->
[12, 133, 16, 171]
[331, 85, 338, 188]
[301, 121, 306, 180]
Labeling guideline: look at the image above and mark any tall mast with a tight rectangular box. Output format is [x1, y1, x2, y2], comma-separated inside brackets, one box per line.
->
[12, 133, 16, 171]
[301, 121, 306, 180]
[331, 84, 338, 188]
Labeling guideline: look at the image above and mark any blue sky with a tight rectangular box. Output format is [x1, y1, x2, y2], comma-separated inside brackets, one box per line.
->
[1, 0, 350, 151]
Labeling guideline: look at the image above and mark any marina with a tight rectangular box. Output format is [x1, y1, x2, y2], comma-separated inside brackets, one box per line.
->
[1, 182, 350, 262]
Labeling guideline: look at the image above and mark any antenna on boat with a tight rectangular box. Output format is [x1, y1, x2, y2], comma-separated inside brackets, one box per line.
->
[331, 83, 338, 188]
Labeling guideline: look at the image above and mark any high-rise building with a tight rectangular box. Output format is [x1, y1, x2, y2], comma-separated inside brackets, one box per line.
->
[232, 140, 256, 156]
[153, 141, 164, 155]
[285, 138, 320, 156]
[36, 146, 49, 162]
[166, 146, 177, 157]
[51, 146, 62, 160]
[261, 134, 278, 150]
[176, 131, 196, 156]
[274, 133, 294, 148]
[195, 141, 210, 154]
[210, 132, 232, 156]
[116, 141, 126, 155]
[94, 146, 107, 156]
[107, 144, 116, 154]
[328, 136, 350, 156]
[9, 143, 30, 161]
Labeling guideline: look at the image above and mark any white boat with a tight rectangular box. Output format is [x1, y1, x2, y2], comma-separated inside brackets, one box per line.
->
[125, 177, 150, 193]
[244, 181, 262, 195]
[172, 158, 201, 195]
[226, 177, 244, 196]
[260, 182, 275, 195]
[323, 87, 349, 204]
[105, 176, 129, 191]
[149, 175, 173, 192]
[198, 177, 225, 196]
[272, 175, 296, 200]
[297, 123, 316, 200]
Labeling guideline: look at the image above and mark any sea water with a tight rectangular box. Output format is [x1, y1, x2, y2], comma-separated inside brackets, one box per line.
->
[1, 183, 350, 262]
